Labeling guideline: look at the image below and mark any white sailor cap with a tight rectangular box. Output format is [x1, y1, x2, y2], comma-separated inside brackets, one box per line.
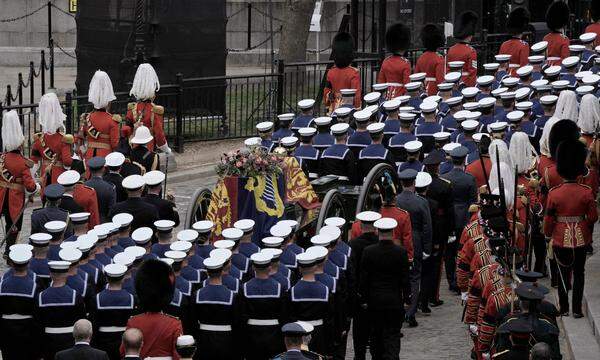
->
[478, 97, 496, 108]
[576, 85, 595, 96]
[463, 102, 479, 111]
[333, 107, 352, 117]
[122, 175, 145, 190]
[59, 248, 82, 264]
[9, 244, 33, 253]
[88, 227, 108, 240]
[444, 72, 462, 83]
[364, 92, 381, 103]
[483, 63, 500, 71]
[583, 74, 600, 85]
[562, 56, 580, 68]
[143, 170, 165, 187]
[324, 217, 346, 228]
[551, 80, 570, 90]
[48, 260, 71, 272]
[177, 229, 199, 243]
[495, 54, 511, 62]
[425, 95, 442, 103]
[437, 82, 454, 90]
[472, 133, 489, 143]
[528, 55, 545, 64]
[69, 212, 90, 224]
[415, 171, 433, 188]
[544, 65, 562, 77]
[298, 128, 317, 138]
[575, 71, 592, 80]
[250, 251, 272, 265]
[500, 91, 516, 100]
[203, 256, 227, 270]
[214, 239, 235, 250]
[531, 41, 548, 53]
[170, 240, 192, 253]
[569, 45, 585, 53]
[444, 96, 463, 106]
[409, 72, 427, 82]
[131, 227, 153, 244]
[448, 60, 465, 69]
[531, 79, 549, 89]
[462, 119, 480, 131]
[515, 101, 533, 111]
[373, 217, 398, 231]
[296, 251, 317, 266]
[340, 89, 357, 96]
[331, 123, 350, 135]
[477, 75, 495, 86]
[177, 335, 196, 348]
[210, 248, 232, 261]
[256, 121, 274, 132]
[367, 122, 385, 134]
[164, 250, 186, 263]
[489, 121, 508, 132]
[262, 236, 284, 248]
[540, 94, 558, 105]
[515, 87, 531, 101]
[404, 140, 423, 153]
[29, 232, 52, 246]
[192, 220, 214, 233]
[319, 225, 342, 240]
[516, 65, 533, 77]
[461, 87, 480, 98]
[57, 170, 80, 186]
[506, 111, 525, 122]
[45, 220, 67, 233]
[59, 241, 78, 250]
[234, 219, 255, 233]
[154, 219, 175, 232]
[298, 99, 316, 109]
[160, 258, 174, 267]
[442, 142, 461, 153]
[280, 136, 298, 147]
[278, 219, 299, 228]
[278, 113, 295, 121]
[105, 152, 125, 167]
[313, 117, 332, 127]
[261, 248, 283, 259]
[112, 213, 133, 228]
[405, 82, 421, 91]
[76, 236, 96, 253]
[395, 95, 411, 104]
[356, 210, 381, 223]
[501, 77, 519, 87]
[419, 101, 438, 113]
[466, 111, 482, 121]
[433, 132, 451, 141]
[306, 246, 329, 262]
[104, 264, 128, 278]
[221, 227, 243, 241]
[372, 83, 389, 91]
[383, 99, 401, 111]
[9, 247, 32, 265]
[491, 87, 508, 97]
[353, 110, 371, 123]
[244, 137, 261, 147]
[270, 224, 292, 238]
[454, 110, 471, 121]
[113, 252, 135, 266]
[365, 104, 379, 115]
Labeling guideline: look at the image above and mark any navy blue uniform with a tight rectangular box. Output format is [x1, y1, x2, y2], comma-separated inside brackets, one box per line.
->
[196, 243, 215, 259]
[90, 289, 135, 360]
[150, 243, 171, 258]
[415, 122, 443, 154]
[559, 72, 577, 89]
[358, 144, 395, 181]
[239, 242, 261, 258]
[320, 143, 357, 183]
[30, 257, 51, 289]
[388, 132, 417, 166]
[398, 160, 425, 173]
[272, 128, 293, 143]
[85, 176, 116, 222]
[294, 144, 320, 179]
[383, 119, 401, 145]
[291, 115, 314, 133]
[261, 139, 275, 153]
[143, 193, 180, 227]
[232, 252, 251, 282]
[31, 206, 69, 235]
[440, 114, 458, 132]
[103, 171, 127, 203]
[346, 131, 372, 159]
[313, 133, 335, 154]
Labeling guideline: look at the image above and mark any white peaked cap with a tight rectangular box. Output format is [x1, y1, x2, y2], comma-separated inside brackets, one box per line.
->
[88, 70, 116, 109]
[130, 63, 160, 100]
[2, 110, 24, 152]
[38, 92, 66, 134]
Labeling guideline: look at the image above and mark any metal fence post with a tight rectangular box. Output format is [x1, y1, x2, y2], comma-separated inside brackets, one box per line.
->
[41, 50, 46, 94]
[29, 61, 35, 104]
[482, 29, 489, 65]
[65, 91, 72, 134]
[17, 73, 23, 116]
[175, 73, 184, 153]
[247, 2, 252, 50]
[49, 38, 55, 89]
[47, 1, 52, 49]
[276, 59, 284, 115]
[0, 101, 3, 151]
[5, 86, 11, 106]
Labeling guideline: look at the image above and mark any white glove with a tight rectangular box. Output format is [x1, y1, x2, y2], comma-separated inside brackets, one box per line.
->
[482, 352, 490, 360]
[422, 252, 430, 260]
[72, 153, 81, 161]
[469, 324, 478, 336]
[448, 235, 457, 243]
[461, 292, 468, 301]
[26, 182, 41, 196]
[30, 162, 39, 178]
[158, 143, 172, 155]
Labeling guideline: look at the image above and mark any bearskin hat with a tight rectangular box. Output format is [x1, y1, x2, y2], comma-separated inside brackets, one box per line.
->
[556, 139, 587, 180]
[135, 259, 175, 312]
[546, 1, 570, 32]
[592, 0, 600, 22]
[386, 22, 411, 53]
[479, 134, 491, 155]
[332, 32, 355, 68]
[549, 119, 580, 158]
[507, 7, 530, 35]
[421, 23, 444, 51]
[453, 11, 478, 39]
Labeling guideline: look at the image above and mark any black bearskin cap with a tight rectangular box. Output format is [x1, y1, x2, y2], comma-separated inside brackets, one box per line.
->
[421, 23, 444, 51]
[479, 134, 491, 155]
[556, 139, 587, 180]
[507, 7, 530, 35]
[592, 0, 600, 21]
[135, 259, 175, 312]
[332, 32, 355, 68]
[546, 1, 570, 32]
[549, 119, 580, 158]
[386, 22, 411, 53]
[453, 11, 478, 39]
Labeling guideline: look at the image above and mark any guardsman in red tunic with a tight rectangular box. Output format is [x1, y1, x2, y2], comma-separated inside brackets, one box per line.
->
[543, 1, 571, 67]
[415, 23, 446, 96]
[478, 271, 515, 358]
[324, 32, 361, 113]
[31, 93, 73, 189]
[447, 11, 478, 87]
[79, 70, 121, 161]
[122, 63, 171, 154]
[378, 22, 411, 98]
[544, 139, 598, 318]
[0, 110, 40, 254]
[57, 170, 100, 229]
[585, 2, 600, 46]
[466, 136, 492, 190]
[499, 8, 530, 76]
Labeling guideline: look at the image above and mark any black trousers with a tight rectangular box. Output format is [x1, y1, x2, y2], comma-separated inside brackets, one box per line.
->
[352, 306, 370, 360]
[2, 194, 23, 254]
[553, 246, 587, 313]
[368, 309, 402, 360]
[420, 256, 435, 306]
[445, 232, 460, 289]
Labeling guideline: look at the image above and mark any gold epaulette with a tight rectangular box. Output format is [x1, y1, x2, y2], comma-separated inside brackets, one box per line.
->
[112, 114, 122, 123]
[152, 104, 164, 115]
[62, 134, 74, 144]
[127, 102, 136, 111]
[33, 132, 42, 140]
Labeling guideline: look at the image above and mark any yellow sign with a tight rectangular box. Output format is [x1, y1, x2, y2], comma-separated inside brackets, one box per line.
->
[69, 0, 77, 13]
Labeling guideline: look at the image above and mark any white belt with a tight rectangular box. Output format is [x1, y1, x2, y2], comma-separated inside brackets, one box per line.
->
[326, 175, 348, 181]
[2, 314, 32, 320]
[45, 326, 74, 334]
[99, 326, 126, 332]
[547, 57, 560, 61]
[461, 72, 470, 76]
[425, 77, 436, 82]
[387, 82, 402, 87]
[309, 172, 318, 178]
[247, 319, 279, 326]
[508, 64, 520, 68]
[304, 319, 323, 326]
[145, 357, 173, 360]
[199, 323, 232, 332]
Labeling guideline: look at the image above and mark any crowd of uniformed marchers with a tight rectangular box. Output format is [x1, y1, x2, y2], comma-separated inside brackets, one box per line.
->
[1, 0, 600, 359]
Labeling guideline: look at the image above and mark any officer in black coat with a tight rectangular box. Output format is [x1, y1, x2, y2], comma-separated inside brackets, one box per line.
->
[142, 170, 179, 227]
[85, 157, 116, 222]
[107, 175, 159, 231]
[31, 184, 69, 235]
[103, 152, 127, 203]
[319, 123, 357, 184]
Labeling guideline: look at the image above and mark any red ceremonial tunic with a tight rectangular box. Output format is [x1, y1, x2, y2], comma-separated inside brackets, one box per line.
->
[122, 312, 183, 360]
[123, 102, 166, 151]
[447, 42, 477, 87]
[499, 38, 530, 76]
[466, 156, 492, 190]
[415, 51, 445, 95]
[464, 262, 501, 325]
[324, 66, 361, 111]
[378, 55, 411, 97]
[0, 151, 37, 221]
[543, 32, 570, 66]
[30, 132, 73, 187]
[73, 183, 100, 228]
[585, 23, 600, 46]
[478, 286, 513, 353]
[79, 110, 120, 160]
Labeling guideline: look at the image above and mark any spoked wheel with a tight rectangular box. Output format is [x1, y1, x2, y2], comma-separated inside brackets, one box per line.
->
[355, 163, 398, 214]
[185, 188, 213, 228]
[316, 189, 347, 231]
